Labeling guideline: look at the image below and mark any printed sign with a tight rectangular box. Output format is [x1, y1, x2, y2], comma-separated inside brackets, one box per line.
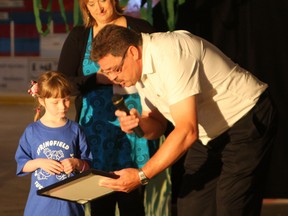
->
[0, 57, 28, 92]
[0, 57, 58, 93]
[28, 58, 58, 81]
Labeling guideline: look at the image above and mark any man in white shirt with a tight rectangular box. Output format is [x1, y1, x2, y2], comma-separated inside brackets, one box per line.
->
[91, 25, 278, 216]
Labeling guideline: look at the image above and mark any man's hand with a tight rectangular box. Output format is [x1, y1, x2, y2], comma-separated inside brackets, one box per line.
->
[99, 168, 141, 193]
[115, 108, 141, 134]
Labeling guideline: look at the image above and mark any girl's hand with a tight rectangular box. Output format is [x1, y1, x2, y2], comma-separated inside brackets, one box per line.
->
[60, 158, 86, 174]
[60, 158, 76, 174]
[37, 158, 64, 175]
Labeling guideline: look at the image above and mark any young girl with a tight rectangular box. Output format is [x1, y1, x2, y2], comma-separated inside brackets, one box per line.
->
[15, 71, 92, 216]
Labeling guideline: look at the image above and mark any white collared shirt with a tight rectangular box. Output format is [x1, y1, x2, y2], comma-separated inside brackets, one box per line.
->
[136, 30, 267, 144]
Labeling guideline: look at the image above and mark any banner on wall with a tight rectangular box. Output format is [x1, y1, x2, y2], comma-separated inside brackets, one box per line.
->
[0, 0, 24, 8]
[0, 57, 58, 93]
[40, 33, 67, 58]
[0, 57, 28, 92]
[28, 58, 58, 81]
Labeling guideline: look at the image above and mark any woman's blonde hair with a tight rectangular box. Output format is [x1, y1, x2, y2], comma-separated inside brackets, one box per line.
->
[31, 71, 72, 121]
[78, 0, 124, 28]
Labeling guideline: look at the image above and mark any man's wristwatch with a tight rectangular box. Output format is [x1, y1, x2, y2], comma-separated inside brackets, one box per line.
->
[138, 168, 149, 185]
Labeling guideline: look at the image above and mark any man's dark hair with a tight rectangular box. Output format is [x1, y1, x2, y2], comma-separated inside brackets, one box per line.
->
[91, 24, 142, 62]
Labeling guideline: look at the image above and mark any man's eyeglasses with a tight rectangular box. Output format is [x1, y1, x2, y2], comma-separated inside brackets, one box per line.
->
[100, 48, 128, 76]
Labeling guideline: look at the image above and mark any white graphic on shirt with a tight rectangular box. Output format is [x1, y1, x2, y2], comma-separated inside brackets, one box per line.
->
[35, 147, 68, 181]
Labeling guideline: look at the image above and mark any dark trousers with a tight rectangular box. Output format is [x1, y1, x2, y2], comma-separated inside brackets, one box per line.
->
[90, 187, 145, 216]
[177, 90, 278, 216]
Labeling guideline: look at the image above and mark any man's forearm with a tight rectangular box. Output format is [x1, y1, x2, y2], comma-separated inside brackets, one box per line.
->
[140, 115, 167, 140]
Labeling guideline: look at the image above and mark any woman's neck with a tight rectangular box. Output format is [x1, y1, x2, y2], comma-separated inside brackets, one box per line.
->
[93, 15, 126, 36]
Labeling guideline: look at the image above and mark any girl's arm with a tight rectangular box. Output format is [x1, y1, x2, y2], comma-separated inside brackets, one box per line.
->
[22, 158, 64, 175]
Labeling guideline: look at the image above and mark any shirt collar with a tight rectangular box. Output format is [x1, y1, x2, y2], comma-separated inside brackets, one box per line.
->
[140, 33, 155, 82]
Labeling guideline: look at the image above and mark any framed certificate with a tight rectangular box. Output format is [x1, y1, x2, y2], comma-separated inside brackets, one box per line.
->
[37, 169, 119, 204]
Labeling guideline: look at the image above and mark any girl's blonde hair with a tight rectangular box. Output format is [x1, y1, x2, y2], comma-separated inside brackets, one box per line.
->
[30, 71, 72, 121]
[78, 0, 124, 28]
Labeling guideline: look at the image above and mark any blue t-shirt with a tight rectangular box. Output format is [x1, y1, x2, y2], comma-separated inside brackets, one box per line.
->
[15, 119, 92, 216]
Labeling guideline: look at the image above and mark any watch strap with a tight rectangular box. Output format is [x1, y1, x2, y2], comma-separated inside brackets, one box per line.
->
[138, 168, 149, 185]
